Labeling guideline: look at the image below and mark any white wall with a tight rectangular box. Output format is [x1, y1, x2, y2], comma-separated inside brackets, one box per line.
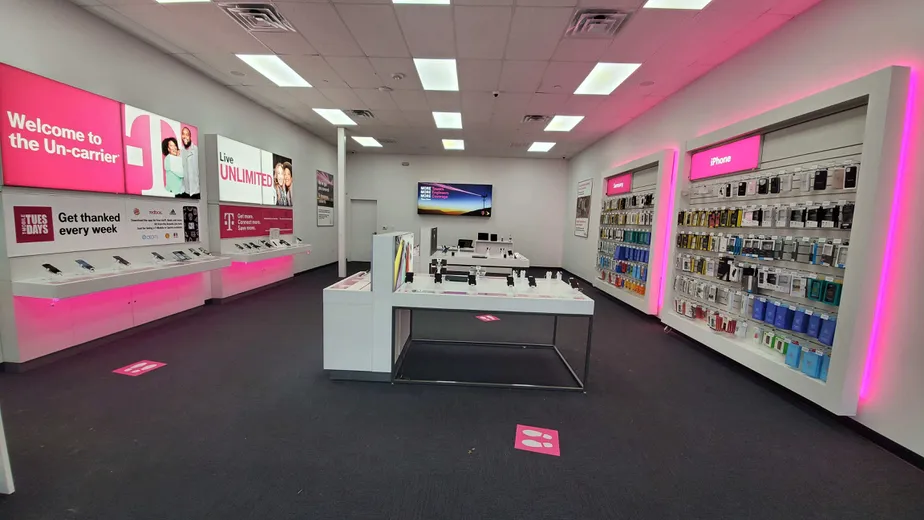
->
[563, 0, 924, 455]
[347, 154, 567, 267]
[0, 0, 338, 272]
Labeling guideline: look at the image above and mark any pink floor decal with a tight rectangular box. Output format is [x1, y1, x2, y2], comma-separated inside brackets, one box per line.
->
[515, 424, 560, 456]
[475, 314, 500, 322]
[113, 360, 166, 376]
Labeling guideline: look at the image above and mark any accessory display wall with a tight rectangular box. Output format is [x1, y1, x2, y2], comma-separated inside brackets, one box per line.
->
[662, 66, 910, 415]
[594, 150, 675, 315]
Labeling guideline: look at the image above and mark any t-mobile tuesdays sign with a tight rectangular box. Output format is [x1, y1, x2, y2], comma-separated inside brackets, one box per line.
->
[0, 63, 200, 198]
[216, 135, 292, 207]
[3, 192, 200, 257]
[219, 204, 293, 239]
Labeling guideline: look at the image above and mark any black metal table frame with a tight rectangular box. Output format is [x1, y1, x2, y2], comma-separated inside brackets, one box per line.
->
[391, 307, 594, 393]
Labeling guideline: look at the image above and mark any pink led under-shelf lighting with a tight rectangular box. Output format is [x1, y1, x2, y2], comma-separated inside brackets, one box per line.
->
[860, 70, 918, 401]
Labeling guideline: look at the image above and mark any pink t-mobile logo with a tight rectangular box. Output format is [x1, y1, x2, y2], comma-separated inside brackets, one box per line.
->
[224, 212, 234, 231]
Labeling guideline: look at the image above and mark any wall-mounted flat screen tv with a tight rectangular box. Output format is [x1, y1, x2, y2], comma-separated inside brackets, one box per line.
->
[417, 182, 492, 217]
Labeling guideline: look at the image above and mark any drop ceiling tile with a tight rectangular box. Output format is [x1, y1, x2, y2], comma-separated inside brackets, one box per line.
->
[395, 5, 456, 59]
[324, 57, 382, 89]
[550, 38, 610, 62]
[318, 88, 366, 109]
[363, 110, 407, 126]
[87, 5, 185, 55]
[276, 2, 364, 56]
[284, 55, 349, 88]
[402, 110, 436, 127]
[504, 7, 573, 60]
[695, 13, 793, 67]
[498, 61, 548, 93]
[112, 4, 262, 54]
[768, 0, 824, 15]
[426, 91, 462, 111]
[526, 92, 569, 113]
[390, 89, 429, 111]
[515, 0, 577, 6]
[253, 32, 317, 55]
[455, 0, 514, 6]
[159, 3, 267, 53]
[458, 60, 502, 91]
[560, 95, 605, 114]
[537, 61, 595, 94]
[229, 86, 283, 112]
[192, 53, 276, 87]
[336, 4, 409, 58]
[354, 89, 400, 110]
[577, 0, 644, 7]
[174, 53, 240, 86]
[489, 92, 531, 125]
[601, 9, 697, 63]
[287, 88, 338, 109]
[369, 58, 424, 90]
[461, 91, 496, 124]
[454, 6, 513, 60]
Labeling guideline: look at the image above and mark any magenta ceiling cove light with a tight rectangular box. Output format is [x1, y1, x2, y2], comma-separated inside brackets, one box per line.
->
[860, 69, 918, 401]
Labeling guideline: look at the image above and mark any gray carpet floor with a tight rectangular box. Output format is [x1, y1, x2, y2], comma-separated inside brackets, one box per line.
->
[0, 264, 922, 520]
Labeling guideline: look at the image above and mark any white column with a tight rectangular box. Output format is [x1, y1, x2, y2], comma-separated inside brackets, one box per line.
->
[0, 405, 14, 495]
[337, 127, 347, 278]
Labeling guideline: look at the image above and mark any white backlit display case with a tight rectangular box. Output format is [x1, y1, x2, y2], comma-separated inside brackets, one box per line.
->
[662, 66, 910, 415]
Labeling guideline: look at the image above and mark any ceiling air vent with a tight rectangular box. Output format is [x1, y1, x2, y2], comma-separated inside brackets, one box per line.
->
[349, 109, 375, 119]
[378, 138, 398, 145]
[521, 115, 551, 124]
[220, 3, 296, 33]
[509, 142, 530, 149]
[565, 9, 629, 39]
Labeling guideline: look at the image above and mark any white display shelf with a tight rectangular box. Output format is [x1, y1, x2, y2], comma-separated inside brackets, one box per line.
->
[662, 310, 830, 405]
[225, 244, 311, 264]
[431, 251, 529, 269]
[473, 239, 513, 254]
[593, 278, 648, 314]
[12, 256, 231, 299]
[394, 275, 594, 315]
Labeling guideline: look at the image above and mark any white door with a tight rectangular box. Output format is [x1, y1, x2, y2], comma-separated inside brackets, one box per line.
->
[349, 199, 377, 262]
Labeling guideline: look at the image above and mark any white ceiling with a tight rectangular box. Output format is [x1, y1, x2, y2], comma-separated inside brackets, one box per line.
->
[71, 0, 822, 158]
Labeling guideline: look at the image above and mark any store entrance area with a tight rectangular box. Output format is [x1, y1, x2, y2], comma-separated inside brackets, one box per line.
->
[0, 266, 921, 520]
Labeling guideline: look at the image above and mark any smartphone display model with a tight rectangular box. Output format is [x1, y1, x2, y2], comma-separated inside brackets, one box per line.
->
[569, 278, 580, 289]
[262, 240, 274, 248]
[199, 247, 212, 255]
[235, 243, 245, 250]
[172, 251, 190, 261]
[296, 237, 303, 243]
[151, 252, 166, 261]
[42, 263, 62, 275]
[249, 242, 262, 249]
[506, 276, 515, 287]
[279, 239, 291, 246]
[757, 178, 769, 195]
[527, 276, 537, 288]
[75, 259, 95, 272]
[770, 176, 781, 194]
[113, 256, 131, 266]
[188, 248, 201, 256]
[779, 175, 792, 192]
[844, 165, 858, 189]
[813, 170, 828, 191]
[737, 182, 747, 197]
[243, 243, 253, 249]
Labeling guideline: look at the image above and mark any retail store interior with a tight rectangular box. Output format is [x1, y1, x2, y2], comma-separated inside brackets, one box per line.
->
[1, 0, 924, 518]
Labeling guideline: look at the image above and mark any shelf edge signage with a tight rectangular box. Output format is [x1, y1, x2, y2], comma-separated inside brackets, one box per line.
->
[4, 191, 201, 257]
[0, 63, 200, 198]
[218, 204, 293, 239]
[605, 173, 633, 196]
[216, 135, 293, 207]
[689, 135, 762, 180]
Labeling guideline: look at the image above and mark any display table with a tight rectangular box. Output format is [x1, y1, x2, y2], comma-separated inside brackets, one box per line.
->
[391, 275, 594, 391]
[430, 250, 529, 274]
[0, 403, 13, 494]
[11, 256, 230, 299]
[224, 244, 311, 264]
[474, 238, 513, 255]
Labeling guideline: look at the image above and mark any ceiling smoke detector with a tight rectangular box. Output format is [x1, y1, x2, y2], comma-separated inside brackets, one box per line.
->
[220, 3, 296, 33]
[521, 115, 552, 124]
[349, 109, 375, 119]
[565, 9, 629, 39]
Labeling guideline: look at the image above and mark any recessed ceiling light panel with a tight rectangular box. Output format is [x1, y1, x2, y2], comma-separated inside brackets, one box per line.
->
[528, 142, 556, 152]
[236, 54, 311, 87]
[442, 139, 465, 150]
[433, 112, 463, 129]
[352, 136, 383, 147]
[544, 115, 585, 132]
[414, 59, 459, 91]
[643, 0, 713, 9]
[313, 109, 357, 126]
[574, 62, 640, 95]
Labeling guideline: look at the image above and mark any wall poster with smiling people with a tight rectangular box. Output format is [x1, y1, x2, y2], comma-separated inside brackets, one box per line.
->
[271, 153, 293, 207]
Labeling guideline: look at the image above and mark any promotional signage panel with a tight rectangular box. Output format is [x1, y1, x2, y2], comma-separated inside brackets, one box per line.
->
[605, 173, 633, 196]
[690, 135, 762, 180]
[0, 63, 125, 193]
[216, 135, 293, 207]
[4, 192, 200, 257]
[574, 178, 592, 238]
[0, 63, 200, 198]
[317, 170, 334, 226]
[219, 204, 293, 239]
[123, 105, 200, 198]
